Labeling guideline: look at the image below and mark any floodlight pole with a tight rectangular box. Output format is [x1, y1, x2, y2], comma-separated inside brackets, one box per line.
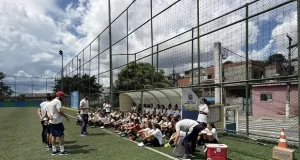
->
[59, 50, 63, 92]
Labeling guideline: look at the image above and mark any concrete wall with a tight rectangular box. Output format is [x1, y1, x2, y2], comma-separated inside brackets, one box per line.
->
[252, 84, 298, 117]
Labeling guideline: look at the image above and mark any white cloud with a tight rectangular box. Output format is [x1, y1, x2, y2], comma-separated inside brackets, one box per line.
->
[0, 0, 297, 90]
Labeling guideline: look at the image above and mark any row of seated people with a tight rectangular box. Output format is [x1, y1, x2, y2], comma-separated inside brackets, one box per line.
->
[131, 103, 181, 117]
[76, 110, 219, 148]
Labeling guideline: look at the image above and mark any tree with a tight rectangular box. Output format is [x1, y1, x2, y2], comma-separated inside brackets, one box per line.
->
[0, 72, 14, 101]
[115, 62, 172, 91]
[53, 74, 103, 97]
[267, 53, 286, 64]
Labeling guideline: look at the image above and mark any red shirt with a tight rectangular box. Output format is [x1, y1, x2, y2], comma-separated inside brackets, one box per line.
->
[134, 124, 141, 131]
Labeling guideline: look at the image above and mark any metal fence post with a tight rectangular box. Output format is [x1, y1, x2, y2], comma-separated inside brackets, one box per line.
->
[135, 53, 137, 90]
[245, 3, 250, 137]
[127, 9, 129, 91]
[108, 0, 113, 107]
[150, 0, 154, 86]
[89, 44, 91, 95]
[98, 36, 100, 85]
[31, 77, 33, 101]
[191, 29, 194, 85]
[197, 0, 200, 85]
[297, 0, 300, 148]
[14, 76, 16, 98]
[46, 78, 47, 94]
[156, 44, 159, 88]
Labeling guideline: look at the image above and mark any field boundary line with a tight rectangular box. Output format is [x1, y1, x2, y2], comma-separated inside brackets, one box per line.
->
[63, 109, 180, 160]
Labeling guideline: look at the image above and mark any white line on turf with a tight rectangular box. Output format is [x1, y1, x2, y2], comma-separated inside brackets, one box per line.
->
[64, 113, 180, 160]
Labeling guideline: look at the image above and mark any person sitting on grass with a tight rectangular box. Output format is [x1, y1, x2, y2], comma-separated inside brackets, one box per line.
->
[127, 119, 141, 140]
[119, 118, 139, 137]
[137, 123, 163, 147]
[76, 111, 82, 125]
[116, 118, 134, 134]
[91, 112, 102, 128]
[164, 131, 186, 147]
[198, 122, 219, 144]
[136, 121, 153, 139]
[161, 116, 172, 138]
[112, 115, 125, 130]
[103, 115, 116, 128]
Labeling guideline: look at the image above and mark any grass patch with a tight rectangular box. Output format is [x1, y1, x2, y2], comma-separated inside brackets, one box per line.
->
[1, 107, 299, 160]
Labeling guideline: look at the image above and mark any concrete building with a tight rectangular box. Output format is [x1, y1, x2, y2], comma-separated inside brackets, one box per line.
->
[251, 83, 298, 117]
[264, 64, 285, 78]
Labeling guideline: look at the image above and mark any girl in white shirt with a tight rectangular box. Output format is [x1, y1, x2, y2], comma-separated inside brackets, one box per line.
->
[198, 122, 218, 145]
[197, 98, 209, 127]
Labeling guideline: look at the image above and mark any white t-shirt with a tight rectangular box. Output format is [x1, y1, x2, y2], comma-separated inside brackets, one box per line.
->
[132, 106, 137, 112]
[149, 108, 154, 114]
[197, 104, 209, 123]
[166, 109, 173, 116]
[175, 119, 199, 134]
[103, 103, 111, 112]
[179, 131, 186, 139]
[173, 109, 180, 116]
[80, 99, 89, 114]
[40, 101, 49, 119]
[205, 128, 218, 141]
[160, 109, 166, 115]
[152, 129, 163, 145]
[48, 98, 63, 124]
[145, 108, 150, 114]
[155, 109, 161, 115]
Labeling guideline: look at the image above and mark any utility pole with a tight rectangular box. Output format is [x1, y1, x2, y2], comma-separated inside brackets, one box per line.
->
[172, 65, 176, 87]
[286, 34, 292, 119]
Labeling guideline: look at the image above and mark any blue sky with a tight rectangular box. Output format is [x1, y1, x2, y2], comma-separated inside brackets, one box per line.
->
[0, 0, 297, 94]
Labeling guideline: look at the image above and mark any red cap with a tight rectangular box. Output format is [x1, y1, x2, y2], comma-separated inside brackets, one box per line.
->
[56, 91, 65, 97]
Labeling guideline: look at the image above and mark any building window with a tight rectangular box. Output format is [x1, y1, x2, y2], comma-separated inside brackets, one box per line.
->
[207, 74, 212, 79]
[254, 71, 258, 79]
[260, 93, 272, 101]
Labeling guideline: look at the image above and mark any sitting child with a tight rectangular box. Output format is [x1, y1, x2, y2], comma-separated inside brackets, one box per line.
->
[198, 122, 218, 145]
[76, 112, 82, 125]
[137, 123, 163, 147]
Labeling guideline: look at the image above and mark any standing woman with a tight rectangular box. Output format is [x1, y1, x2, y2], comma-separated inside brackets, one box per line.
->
[197, 98, 209, 128]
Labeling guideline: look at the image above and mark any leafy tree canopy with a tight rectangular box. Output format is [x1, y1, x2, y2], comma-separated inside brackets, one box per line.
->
[115, 62, 172, 91]
[0, 72, 14, 101]
[53, 74, 103, 97]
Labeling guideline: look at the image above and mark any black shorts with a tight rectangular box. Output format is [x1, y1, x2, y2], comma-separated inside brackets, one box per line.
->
[47, 124, 51, 134]
[150, 137, 161, 147]
[50, 123, 65, 137]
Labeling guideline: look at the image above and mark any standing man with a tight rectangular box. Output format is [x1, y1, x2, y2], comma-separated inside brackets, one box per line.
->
[174, 119, 203, 159]
[103, 100, 111, 116]
[80, 94, 90, 136]
[47, 91, 70, 155]
[37, 94, 52, 149]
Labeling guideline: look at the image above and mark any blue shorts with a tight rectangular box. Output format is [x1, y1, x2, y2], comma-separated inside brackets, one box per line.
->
[47, 124, 51, 134]
[50, 123, 65, 137]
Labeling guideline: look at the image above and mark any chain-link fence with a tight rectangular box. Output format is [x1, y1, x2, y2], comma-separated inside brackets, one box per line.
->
[0, 74, 55, 102]
[55, 0, 299, 146]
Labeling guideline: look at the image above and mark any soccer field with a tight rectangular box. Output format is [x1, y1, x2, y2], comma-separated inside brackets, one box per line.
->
[0, 107, 298, 160]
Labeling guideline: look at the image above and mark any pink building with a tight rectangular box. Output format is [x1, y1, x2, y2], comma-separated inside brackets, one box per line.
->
[252, 83, 298, 117]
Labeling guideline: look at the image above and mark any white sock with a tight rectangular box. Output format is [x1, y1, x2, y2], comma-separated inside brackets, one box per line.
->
[60, 146, 64, 152]
[52, 146, 57, 152]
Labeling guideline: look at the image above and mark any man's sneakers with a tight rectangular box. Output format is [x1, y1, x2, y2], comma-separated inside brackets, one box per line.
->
[52, 149, 71, 155]
[59, 150, 71, 155]
[51, 150, 59, 155]
[80, 132, 89, 136]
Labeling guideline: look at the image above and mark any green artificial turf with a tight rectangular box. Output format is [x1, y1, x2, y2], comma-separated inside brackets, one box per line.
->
[0, 107, 299, 160]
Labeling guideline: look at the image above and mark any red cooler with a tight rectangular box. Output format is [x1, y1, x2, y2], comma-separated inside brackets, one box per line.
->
[205, 144, 228, 160]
